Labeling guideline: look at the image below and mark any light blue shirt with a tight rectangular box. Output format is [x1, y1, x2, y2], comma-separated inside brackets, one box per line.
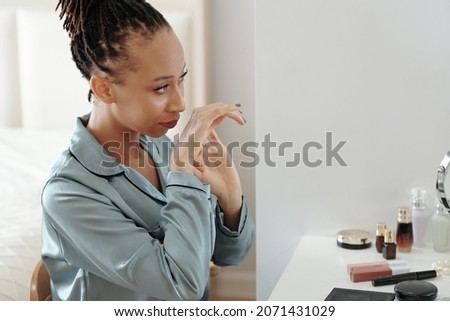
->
[41, 114, 255, 301]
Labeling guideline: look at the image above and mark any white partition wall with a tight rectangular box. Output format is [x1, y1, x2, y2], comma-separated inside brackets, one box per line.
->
[255, 0, 450, 300]
[209, 0, 450, 300]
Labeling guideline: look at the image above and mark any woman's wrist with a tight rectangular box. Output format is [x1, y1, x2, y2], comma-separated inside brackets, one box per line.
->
[169, 150, 196, 176]
[217, 192, 243, 231]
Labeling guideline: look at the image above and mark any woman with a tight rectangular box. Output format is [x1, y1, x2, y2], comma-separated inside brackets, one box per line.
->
[41, 0, 254, 300]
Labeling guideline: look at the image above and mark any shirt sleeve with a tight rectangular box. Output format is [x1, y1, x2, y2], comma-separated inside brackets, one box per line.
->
[152, 134, 255, 266]
[211, 195, 255, 266]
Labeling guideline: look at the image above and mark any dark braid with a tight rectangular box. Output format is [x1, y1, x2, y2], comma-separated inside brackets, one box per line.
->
[56, 0, 171, 101]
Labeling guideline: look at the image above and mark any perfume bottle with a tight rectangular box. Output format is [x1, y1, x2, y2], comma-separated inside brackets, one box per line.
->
[410, 186, 430, 248]
[432, 200, 450, 252]
[375, 223, 386, 253]
[396, 207, 413, 252]
[382, 228, 397, 260]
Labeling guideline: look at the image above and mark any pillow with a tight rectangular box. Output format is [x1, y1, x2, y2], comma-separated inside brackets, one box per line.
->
[0, 8, 20, 127]
[16, 9, 191, 134]
[16, 8, 91, 131]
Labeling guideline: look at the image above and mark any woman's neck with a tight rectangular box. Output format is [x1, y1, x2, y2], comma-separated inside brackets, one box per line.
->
[87, 104, 142, 165]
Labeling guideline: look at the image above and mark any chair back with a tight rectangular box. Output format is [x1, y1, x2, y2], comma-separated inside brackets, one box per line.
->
[30, 259, 51, 301]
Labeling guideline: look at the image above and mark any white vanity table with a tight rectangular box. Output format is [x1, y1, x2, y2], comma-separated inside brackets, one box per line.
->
[268, 236, 450, 301]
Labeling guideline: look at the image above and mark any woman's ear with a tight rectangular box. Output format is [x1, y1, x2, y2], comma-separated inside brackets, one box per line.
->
[90, 75, 115, 104]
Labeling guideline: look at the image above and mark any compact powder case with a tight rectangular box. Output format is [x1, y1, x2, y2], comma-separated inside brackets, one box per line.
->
[394, 280, 438, 301]
[336, 229, 372, 249]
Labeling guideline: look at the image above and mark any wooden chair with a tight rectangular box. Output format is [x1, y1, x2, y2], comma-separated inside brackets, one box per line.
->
[209, 261, 221, 277]
[29, 259, 220, 301]
[29, 259, 51, 301]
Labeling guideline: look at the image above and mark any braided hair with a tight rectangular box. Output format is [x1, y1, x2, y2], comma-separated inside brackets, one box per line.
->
[56, 0, 171, 101]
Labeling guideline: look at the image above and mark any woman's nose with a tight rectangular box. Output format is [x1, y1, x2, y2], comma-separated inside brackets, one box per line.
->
[167, 85, 185, 112]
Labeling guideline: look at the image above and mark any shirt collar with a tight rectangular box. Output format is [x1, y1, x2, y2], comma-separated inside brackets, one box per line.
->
[69, 113, 124, 176]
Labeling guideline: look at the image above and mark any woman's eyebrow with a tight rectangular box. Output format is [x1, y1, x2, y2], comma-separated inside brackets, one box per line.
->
[152, 75, 173, 82]
[152, 63, 187, 82]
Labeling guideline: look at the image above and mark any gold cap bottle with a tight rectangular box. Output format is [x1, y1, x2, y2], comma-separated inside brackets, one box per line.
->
[397, 207, 412, 223]
[382, 228, 397, 260]
[375, 223, 386, 253]
[384, 228, 395, 243]
[376, 223, 386, 236]
[396, 206, 413, 252]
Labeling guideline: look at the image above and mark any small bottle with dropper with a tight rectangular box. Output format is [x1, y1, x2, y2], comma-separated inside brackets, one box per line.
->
[375, 222, 386, 253]
[382, 228, 397, 260]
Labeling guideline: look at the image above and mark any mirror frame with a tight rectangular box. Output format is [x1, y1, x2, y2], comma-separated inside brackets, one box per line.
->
[436, 151, 450, 211]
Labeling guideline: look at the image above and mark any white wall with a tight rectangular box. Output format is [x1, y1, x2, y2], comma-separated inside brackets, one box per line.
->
[209, 0, 450, 300]
[254, 0, 450, 299]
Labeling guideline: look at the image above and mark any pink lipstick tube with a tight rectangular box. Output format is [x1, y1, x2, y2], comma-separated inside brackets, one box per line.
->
[347, 260, 409, 282]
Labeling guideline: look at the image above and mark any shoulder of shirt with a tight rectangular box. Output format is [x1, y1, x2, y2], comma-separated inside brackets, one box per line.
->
[46, 149, 88, 181]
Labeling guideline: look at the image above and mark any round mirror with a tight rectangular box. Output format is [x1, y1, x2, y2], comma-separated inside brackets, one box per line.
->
[436, 151, 450, 212]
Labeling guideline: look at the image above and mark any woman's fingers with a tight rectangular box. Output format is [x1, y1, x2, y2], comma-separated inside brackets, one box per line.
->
[180, 103, 244, 146]
[208, 103, 246, 128]
[191, 103, 245, 132]
[173, 103, 245, 172]
[208, 129, 220, 144]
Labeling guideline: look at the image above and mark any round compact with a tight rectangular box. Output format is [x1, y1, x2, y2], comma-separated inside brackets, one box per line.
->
[394, 280, 438, 301]
[336, 229, 372, 249]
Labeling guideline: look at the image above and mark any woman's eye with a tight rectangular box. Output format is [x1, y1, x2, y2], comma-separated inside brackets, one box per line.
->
[179, 69, 189, 82]
[154, 85, 169, 94]
[153, 70, 188, 94]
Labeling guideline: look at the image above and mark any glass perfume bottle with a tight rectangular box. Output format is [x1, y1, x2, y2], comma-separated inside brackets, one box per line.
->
[411, 186, 430, 248]
[432, 200, 450, 252]
[396, 207, 413, 252]
[382, 228, 397, 260]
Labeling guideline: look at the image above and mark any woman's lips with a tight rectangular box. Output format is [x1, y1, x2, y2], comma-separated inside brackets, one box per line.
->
[159, 119, 179, 129]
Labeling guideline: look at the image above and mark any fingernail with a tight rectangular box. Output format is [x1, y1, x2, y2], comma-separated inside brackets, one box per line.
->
[243, 117, 247, 123]
[235, 103, 241, 107]
[238, 110, 243, 114]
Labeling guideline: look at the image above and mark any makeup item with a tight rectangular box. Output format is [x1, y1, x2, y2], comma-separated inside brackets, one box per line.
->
[375, 223, 386, 253]
[382, 228, 396, 260]
[325, 288, 395, 301]
[336, 229, 372, 249]
[432, 201, 450, 252]
[350, 265, 409, 283]
[347, 260, 407, 273]
[394, 280, 438, 301]
[411, 186, 430, 247]
[396, 207, 413, 252]
[347, 260, 409, 282]
[372, 269, 440, 286]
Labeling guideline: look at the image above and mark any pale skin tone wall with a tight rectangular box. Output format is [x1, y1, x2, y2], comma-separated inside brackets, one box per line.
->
[86, 28, 245, 231]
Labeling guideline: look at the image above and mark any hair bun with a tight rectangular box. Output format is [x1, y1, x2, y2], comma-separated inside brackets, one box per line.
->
[56, 0, 97, 40]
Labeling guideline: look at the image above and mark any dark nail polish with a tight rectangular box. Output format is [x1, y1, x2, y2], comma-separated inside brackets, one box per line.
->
[235, 103, 241, 107]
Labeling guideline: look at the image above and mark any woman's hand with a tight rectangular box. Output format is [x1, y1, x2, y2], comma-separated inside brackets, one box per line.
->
[170, 102, 246, 230]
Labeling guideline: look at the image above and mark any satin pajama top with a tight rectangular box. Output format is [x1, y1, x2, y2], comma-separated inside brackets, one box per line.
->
[40, 114, 255, 301]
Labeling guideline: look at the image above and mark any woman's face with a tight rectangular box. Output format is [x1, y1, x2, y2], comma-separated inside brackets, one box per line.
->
[108, 29, 187, 137]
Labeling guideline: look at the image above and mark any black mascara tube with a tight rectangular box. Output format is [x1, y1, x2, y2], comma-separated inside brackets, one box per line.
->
[372, 270, 437, 286]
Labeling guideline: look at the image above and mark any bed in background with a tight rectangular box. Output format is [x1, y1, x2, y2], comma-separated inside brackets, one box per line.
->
[0, 0, 206, 300]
